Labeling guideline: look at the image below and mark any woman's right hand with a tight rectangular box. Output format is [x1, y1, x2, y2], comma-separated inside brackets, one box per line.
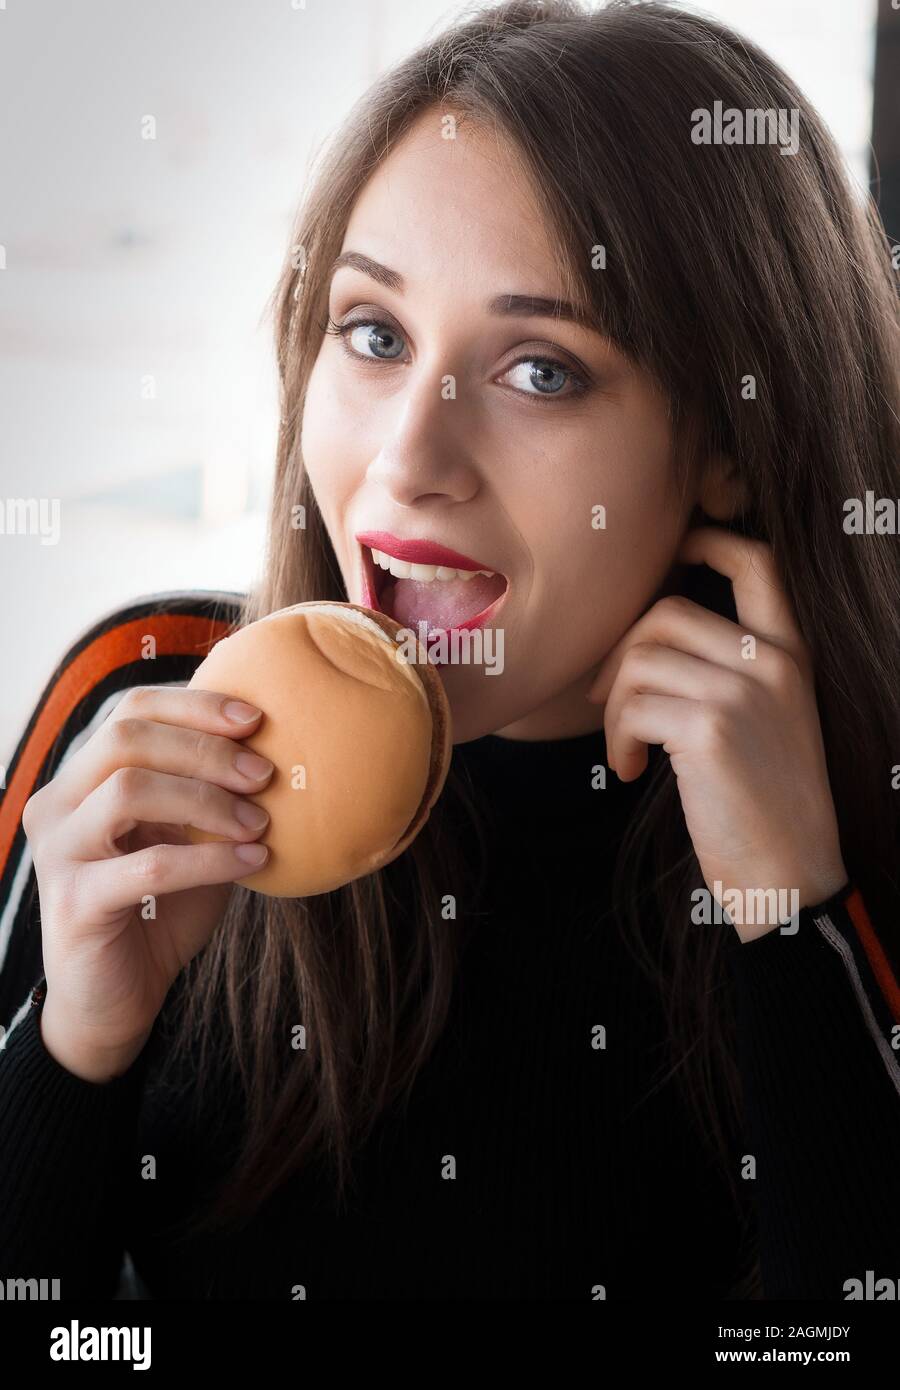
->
[21, 686, 274, 1081]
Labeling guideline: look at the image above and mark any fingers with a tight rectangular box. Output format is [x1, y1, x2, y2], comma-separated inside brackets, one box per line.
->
[588, 594, 758, 707]
[588, 525, 813, 709]
[601, 643, 747, 771]
[57, 767, 270, 863]
[49, 691, 274, 810]
[79, 838, 270, 916]
[606, 692, 699, 779]
[583, 531, 818, 808]
[678, 527, 810, 664]
[108, 684, 263, 736]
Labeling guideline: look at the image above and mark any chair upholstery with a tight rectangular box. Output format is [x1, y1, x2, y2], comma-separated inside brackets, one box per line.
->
[0, 590, 244, 1037]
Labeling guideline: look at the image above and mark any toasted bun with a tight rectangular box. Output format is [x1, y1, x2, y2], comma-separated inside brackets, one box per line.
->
[185, 601, 452, 896]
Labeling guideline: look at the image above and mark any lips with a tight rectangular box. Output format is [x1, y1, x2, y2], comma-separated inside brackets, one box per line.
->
[356, 532, 498, 573]
[355, 532, 509, 636]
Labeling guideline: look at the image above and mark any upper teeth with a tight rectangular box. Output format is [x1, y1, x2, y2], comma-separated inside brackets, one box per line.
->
[368, 547, 495, 583]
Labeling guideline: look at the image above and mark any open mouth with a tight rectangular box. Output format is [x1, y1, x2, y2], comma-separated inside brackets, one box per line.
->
[357, 541, 509, 637]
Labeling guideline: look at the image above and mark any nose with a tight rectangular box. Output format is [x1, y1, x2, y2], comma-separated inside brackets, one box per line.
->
[365, 364, 481, 507]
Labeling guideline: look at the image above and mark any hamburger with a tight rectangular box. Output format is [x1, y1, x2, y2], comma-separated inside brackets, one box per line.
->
[185, 601, 452, 896]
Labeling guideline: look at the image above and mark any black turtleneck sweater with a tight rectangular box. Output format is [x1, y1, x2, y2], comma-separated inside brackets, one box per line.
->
[1, 727, 899, 1300]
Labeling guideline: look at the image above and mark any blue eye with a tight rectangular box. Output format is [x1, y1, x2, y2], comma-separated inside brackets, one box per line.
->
[324, 315, 589, 402]
[327, 316, 407, 361]
[348, 322, 406, 360]
[503, 359, 572, 396]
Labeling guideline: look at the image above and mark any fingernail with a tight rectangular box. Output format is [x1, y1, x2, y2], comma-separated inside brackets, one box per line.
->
[235, 841, 268, 865]
[235, 750, 274, 780]
[234, 800, 270, 830]
[224, 700, 261, 723]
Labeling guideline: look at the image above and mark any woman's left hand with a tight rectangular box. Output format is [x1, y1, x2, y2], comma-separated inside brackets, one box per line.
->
[587, 526, 848, 941]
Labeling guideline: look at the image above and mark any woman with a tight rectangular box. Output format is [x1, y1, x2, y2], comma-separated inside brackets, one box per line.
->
[1, 0, 898, 1301]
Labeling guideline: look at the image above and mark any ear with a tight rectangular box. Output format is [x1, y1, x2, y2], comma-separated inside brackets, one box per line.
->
[695, 452, 750, 523]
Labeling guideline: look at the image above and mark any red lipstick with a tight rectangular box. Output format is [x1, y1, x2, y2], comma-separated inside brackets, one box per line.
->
[354, 531, 509, 639]
[355, 532, 498, 574]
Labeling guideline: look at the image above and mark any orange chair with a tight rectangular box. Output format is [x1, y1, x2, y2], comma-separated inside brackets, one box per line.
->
[0, 591, 243, 1038]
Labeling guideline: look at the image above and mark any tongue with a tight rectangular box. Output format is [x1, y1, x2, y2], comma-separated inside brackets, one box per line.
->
[383, 572, 506, 631]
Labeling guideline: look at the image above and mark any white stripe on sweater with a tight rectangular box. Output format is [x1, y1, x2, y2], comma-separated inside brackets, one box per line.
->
[812, 910, 900, 1101]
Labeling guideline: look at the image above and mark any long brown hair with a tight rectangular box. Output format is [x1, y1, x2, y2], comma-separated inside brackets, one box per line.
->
[151, 0, 900, 1297]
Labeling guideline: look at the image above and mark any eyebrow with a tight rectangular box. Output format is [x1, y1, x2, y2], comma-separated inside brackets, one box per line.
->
[329, 251, 587, 325]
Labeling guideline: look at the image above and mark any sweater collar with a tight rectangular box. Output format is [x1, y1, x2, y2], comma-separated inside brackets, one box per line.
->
[450, 723, 648, 830]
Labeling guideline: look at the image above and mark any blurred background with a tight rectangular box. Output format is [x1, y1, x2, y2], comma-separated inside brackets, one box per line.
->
[0, 0, 897, 765]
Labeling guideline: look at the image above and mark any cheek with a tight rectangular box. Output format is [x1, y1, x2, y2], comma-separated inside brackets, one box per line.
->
[299, 357, 357, 510]
[517, 426, 682, 637]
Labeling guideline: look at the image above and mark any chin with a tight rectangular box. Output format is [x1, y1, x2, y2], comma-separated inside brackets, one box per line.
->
[432, 666, 504, 744]
[449, 706, 502, 744]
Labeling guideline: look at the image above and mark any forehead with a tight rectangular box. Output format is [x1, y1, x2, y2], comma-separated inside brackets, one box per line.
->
[339, 111, 564, 296]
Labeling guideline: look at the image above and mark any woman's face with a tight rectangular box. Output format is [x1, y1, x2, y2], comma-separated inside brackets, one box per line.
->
[301, 110, 698, 743]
